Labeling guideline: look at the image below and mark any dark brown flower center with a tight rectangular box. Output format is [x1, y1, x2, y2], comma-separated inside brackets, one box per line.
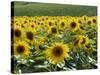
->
[31, 25, 34, 28]
[46, 18, 48, 20]
[51, 27, 57, 34]
[16, 45, 25, 54]
[78, 20, 82, 23]
[21, 24, 24, 28]
[92, 19, 96, 23]
[41, 23, 43, 25]
[49, 22, 52, 26]
[53, 46, 63, 57]
[26, 32, 33, 40]
[42, 18, 44, 21]
[38, 22, 40, 25]
[70, 22, 76, 28]
[88, 21, 91, 25]
[15, 29, 21, 37]
[34, 21, 36, 23]
[24, 21, 27, 24]
[84, 17, 86, 20]
[80, 26, 84, 30]
[61, 22, 65, 27]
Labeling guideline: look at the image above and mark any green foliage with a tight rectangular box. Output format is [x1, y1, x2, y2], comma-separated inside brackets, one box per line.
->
[11, 1, 97, 16]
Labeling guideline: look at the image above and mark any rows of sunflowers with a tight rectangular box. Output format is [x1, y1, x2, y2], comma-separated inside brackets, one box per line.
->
[11, 16, 97, 73]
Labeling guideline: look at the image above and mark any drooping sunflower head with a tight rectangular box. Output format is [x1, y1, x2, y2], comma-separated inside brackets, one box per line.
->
[14, 41, 30, 57]
[45, 43, 69, 64]
[74, 35, 89, 48]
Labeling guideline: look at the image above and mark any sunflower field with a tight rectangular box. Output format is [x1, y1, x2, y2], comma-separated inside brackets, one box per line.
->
[11, 15, 97, 74]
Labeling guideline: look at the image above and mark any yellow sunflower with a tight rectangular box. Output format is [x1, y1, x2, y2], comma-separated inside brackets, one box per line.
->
[91, 16, 97, 25]
[48, 26, 59, 36]
[86, 18, 94, 26]
[45, 43, 69, 64]
[14, 41, 30, 57]
[24, 27, 36, 44]
[68, 20, 80, 32]
[13, 25, 23, 41]
[47, 20, 55, 27]
[14, 21, 21, 27]
[29, 22, 36, 29]
[59, 19, 67, 29]
[73, 35, 89, 48]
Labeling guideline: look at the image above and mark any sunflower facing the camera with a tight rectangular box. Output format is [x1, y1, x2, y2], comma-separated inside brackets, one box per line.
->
[13, 25, 23, 42]
[24, 27, 36, 44]
[48, 26, 59, 36]
[68, 19, 80, 32]
[14, 41, 30, 57]
[45, 43, 70, 64]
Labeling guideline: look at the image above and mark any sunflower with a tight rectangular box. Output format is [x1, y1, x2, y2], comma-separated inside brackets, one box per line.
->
[68, 20, 80, 32]
[47, 20, 55, 27]
[14, 21, 21, 27]
[13, 26, 23, 41]
[87, 19, 92, 25]
[73, 35, 89, 48]
[40, 20, 46, 26]
[77, 17, 85, 24]
[22, 18, 29, 25]
[14, 41, 30, 57]
[59, 19, 67, 29]
[36, 21, 41, 26]
[48, 26, 59, 36]
[91, 16, 97, 25]
[29, 22, 36, 29]
[45, 16, 49, 20]
[21, 18, 30, 28]
[24, 27, 36, 44]
[45, 43, 69, 64]
[40, 16, 46, 21]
